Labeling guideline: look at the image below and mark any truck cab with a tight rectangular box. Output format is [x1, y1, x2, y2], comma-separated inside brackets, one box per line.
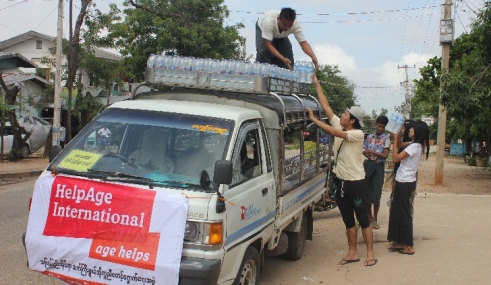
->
[25, 60, 334, 285]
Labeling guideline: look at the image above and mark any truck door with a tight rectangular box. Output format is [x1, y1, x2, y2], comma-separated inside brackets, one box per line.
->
[224, 120, 275, 249]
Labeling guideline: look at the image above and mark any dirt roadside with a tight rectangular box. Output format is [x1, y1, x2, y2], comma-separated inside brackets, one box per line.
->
[260, 155, 491, 285]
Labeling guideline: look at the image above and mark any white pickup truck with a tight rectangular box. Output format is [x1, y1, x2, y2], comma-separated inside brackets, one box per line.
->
[28, 66, 334, 285]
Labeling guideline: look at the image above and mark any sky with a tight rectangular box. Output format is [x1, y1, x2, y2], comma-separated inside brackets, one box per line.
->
[0, 0, 486, 115]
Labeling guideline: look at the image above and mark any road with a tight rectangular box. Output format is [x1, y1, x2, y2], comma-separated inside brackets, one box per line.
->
[0, 178, 55, 285]
[2, 177, 491, 284]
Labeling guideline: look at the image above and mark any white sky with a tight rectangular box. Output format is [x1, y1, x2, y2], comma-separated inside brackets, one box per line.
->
[0, 0, 484, 114]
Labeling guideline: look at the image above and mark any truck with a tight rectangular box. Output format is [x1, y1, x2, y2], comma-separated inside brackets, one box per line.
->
[24, 61, 334, 285]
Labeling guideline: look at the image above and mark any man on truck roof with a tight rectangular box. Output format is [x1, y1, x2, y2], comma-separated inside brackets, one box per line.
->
[255, 7, 318, 70]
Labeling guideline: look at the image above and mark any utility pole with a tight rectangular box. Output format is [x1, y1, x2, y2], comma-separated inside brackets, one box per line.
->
[52, 0, 64, 147]
[435, 0, 454, 185]
[398, 64, 416, 119]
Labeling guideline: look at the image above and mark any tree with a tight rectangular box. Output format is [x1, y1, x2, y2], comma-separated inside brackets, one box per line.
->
[65, 0, 92, 142]
[103, 0, 245, 82]
[412, 2, 491, 153]
[313, 65, 357, 116]
[0, 71, 30, 160]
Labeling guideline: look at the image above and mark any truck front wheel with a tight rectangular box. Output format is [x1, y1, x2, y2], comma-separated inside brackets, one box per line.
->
[281, 214, 307, 261]
[233, 246, 260, 285]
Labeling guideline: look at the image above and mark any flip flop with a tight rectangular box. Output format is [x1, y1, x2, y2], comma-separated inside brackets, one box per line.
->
[364, 259, 378, 266]
[387, 246, 404, 251]
[372, 221, 380, 229]
[338, 258, 360, 265]
[400, 250, 415, 255]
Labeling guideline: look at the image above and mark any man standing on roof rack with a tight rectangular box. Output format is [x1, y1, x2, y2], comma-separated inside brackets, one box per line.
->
[256, 7, 318, 70]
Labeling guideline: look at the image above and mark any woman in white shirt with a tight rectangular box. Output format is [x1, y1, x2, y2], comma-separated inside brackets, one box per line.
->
[387, 121, 430, 255]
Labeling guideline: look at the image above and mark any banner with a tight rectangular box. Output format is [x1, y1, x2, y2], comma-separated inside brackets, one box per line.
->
[25, 174, 189, 285]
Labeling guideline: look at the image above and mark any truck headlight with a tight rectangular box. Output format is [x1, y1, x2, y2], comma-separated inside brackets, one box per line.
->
[184, 222, 199, 242]
[203, 222, 223, 245]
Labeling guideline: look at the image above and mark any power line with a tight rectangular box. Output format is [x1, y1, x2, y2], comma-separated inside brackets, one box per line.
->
[398, 0, 412, 66]
[407, 0, 432, 62]
[0, 0, 27, 12]
[228, 5, 439, 16]
[455, 3, 469, 33]
[227, 14, 434, 24]
[461, 0, 479, 14]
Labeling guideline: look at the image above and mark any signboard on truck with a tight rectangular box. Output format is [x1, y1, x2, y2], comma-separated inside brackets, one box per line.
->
[25, 174, 188, 285]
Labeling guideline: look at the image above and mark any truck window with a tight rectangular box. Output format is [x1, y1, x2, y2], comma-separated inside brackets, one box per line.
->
[231, 122, 262, 186]
[260, 121, 272, 173]
[49, 108, 233, 190]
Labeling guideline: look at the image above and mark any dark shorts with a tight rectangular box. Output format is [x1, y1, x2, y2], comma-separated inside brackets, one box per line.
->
[255, 22, 294, 69]
[364, 160, 386, 207]
[334, 177, 370, 229]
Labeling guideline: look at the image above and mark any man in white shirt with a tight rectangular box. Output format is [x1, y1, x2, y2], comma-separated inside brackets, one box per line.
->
[256, 7, 318, 70]
[97, 127, 111, 138]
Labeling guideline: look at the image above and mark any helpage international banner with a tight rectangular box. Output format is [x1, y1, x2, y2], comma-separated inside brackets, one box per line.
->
[25, 174, 189, 285]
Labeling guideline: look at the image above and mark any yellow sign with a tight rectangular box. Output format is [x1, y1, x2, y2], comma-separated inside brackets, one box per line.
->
[192, 124, 228, 134]
[58, 150, 103, 171]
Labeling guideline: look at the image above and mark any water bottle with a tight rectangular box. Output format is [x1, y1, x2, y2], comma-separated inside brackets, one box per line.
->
[305, 62, 314, 84]
[298, 61, 307, 83]
[211, 59, 220, 73]
[147, 54, 156, 68]
[252, 61, 261, 76]
[259, 63, 269, 77]
[269, 64, 276, 78]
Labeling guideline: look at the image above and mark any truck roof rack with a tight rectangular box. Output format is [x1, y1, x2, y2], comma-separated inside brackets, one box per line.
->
[133, 67, 326, 127]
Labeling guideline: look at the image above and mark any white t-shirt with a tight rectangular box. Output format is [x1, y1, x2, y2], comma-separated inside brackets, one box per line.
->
[257, 11, 306, 43]
[98, 128, 111, 137]
[330, 115, 365, 181]
[395, 143, 423, 183]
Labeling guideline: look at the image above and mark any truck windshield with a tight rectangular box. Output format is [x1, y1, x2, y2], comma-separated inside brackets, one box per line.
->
[50, 108, 233, 190]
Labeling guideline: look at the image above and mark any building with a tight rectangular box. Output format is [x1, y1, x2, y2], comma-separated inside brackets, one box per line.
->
[0, 31, 144, 122]
[0, 53, 49, 119]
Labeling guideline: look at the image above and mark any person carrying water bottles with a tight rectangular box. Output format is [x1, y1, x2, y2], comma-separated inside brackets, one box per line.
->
[256, 7, 318, 70]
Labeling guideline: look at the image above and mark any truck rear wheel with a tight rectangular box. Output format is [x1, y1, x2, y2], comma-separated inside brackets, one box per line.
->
[281, 214, 307, 261]
[233, 246, 260, 285]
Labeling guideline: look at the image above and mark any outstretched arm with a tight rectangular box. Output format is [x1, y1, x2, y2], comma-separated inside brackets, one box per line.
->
[307, 108, 347, 140]
[312, 74, 334, 120]
[299, 41, 318, 69]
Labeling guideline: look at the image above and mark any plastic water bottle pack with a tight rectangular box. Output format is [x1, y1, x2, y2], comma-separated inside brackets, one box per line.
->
[148, 54, 314, 85]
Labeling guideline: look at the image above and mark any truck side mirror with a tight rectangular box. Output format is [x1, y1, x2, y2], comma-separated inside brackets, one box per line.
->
[49, 145, 62, 163]
[213, 160, 233, 185]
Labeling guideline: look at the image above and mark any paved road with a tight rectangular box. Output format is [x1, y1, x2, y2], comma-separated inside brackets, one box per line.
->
[0, 178, 55, 284]
[3, 179, 491, 284]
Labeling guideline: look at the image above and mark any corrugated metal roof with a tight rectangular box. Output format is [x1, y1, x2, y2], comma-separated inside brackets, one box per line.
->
[0, 53, 38, 68]
[1, 71, 49, 88]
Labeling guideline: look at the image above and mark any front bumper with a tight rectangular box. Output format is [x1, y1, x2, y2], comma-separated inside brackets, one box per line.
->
[180, 257, 221, 285]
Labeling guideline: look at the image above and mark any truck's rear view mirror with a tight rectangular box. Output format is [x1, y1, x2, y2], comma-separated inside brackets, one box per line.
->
[213, 160, 233, 185]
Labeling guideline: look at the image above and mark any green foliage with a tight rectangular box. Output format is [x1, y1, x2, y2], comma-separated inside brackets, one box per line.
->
[312, 65, 356, 116]
[102, 0, 245, 82]
[412, 2, 491, 145]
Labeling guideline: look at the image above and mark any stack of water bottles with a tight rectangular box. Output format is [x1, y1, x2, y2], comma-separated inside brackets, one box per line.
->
[147, 54, 316, 89]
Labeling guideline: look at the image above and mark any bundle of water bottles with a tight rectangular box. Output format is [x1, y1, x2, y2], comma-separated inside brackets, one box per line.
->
[147, 54, 315, 84]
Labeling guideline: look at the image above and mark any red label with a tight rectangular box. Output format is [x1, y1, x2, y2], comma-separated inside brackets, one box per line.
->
[43, 176, 156, 238]
[89, 232, 160, 270]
